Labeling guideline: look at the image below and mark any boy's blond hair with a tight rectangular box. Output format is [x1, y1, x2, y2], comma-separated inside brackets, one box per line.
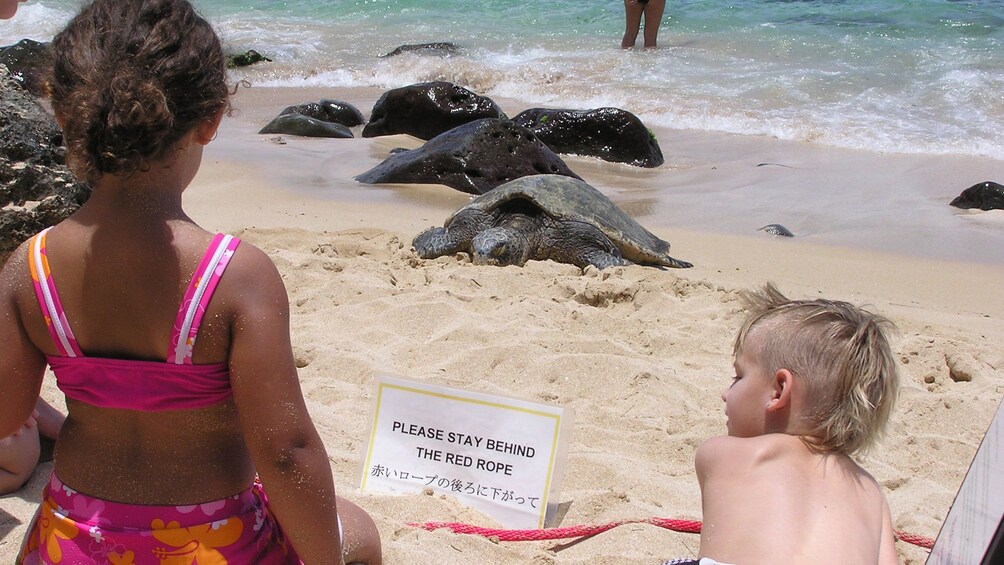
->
[733, 283, 899, 455]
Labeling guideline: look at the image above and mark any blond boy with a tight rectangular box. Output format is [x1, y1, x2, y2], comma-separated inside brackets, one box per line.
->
[694, 284, 900, 564]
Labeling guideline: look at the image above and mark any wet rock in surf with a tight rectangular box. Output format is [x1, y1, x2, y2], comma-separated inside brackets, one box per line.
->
[950, 181, 1004, 211]
[512, 107, 664, 168]
[279, 99, 365, 128]
[259, 113, 353, 138]
[355, 118, 580, 195]
[362, 81, 503, 141]
[226, 49, 271, 68]
[379, 43, 461, 58]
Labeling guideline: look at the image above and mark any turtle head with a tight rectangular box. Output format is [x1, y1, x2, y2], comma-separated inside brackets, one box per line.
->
[471, 227, 531, 267]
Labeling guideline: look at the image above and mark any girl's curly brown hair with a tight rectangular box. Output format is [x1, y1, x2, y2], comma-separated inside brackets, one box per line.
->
[49, 0, 229, 184]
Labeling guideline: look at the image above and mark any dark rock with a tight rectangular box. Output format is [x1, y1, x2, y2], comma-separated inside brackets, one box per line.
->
[226, 49, 272, 69]
[0, 39, 53, 97]
[1, 68, 90, 264]
[356, 118, 581, 195]
[950, 181, 1004, 211]
[362, 81, 503, 141]
[279, 99, 365, 128]
[758, 224, 794, 237]
[512, 107, 664, 168]
[258, 113, 353, 138]
[379, 43, 461, 58]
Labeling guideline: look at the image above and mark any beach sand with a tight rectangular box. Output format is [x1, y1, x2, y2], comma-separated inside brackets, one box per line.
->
[2, 85, 1002, 564]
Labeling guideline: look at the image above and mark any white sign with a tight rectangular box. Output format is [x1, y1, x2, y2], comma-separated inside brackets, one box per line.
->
[360, 374, 573, 529]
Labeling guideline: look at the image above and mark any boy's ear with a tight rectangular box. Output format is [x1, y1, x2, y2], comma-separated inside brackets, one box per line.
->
[767, 368, 795, 412]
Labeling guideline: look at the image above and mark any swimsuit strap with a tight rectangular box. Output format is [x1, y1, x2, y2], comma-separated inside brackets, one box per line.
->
[28, 228, 84, 357]
[169, 233, 240, 364]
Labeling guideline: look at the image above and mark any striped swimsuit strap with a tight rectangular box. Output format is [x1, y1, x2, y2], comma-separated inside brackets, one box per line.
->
[169, 233, 241, 364]
[28, 229, 241, 363]
[28, 228, 83, 357]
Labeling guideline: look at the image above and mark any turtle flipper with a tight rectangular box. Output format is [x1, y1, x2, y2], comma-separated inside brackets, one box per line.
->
[413, 227, 466, 258]
[414, 208, 495, 260]
[663, 255, 693, 268]
[545, 221, 629, 270]
[584, 251, 631, 270]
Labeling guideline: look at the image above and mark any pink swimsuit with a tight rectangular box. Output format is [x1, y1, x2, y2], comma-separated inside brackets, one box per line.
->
[18, 229, 304, 565]
[29, 228, 240, 410]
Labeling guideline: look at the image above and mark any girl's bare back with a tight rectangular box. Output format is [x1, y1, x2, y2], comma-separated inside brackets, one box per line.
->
[9, 219, 258, 503]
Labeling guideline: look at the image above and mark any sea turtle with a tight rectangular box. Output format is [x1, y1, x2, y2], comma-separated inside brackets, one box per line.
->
[412, 174, 692, 270]
[758, 223, 794, 237]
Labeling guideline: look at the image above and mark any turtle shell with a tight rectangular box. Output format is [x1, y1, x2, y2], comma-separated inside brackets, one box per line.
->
[448, 174, 678, 266]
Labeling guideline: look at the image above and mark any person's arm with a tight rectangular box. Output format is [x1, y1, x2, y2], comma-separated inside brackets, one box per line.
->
[226, 245, 344, 565]
[0, 415, 40, 494]
[694, 435, 732, 486]
[694, 435, 734, 554]
[32, 397, 65, 440]
[0, 246, 48, 439]
[878, 495, 898, 565]
[695, 434, 775, 560]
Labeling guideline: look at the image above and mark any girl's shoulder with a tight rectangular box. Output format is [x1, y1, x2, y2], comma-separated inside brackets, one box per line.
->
[0, 237, 37, 301]
[213, 237, 288, 306]
[224, 237, 280, 281]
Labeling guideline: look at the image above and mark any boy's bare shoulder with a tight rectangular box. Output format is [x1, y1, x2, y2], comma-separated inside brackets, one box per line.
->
[696, 434, 816, 477]
[698, 433, 804, 459]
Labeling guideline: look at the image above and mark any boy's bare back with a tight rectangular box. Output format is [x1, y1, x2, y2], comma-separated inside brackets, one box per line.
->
[696, 433, 897, 564]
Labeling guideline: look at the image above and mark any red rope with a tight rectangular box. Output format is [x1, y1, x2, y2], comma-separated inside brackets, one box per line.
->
[895, 530, 935, 550]
[409, 517, 935, 549]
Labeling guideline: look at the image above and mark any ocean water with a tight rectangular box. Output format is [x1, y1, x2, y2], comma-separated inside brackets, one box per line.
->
[4, 0, 1004, 160]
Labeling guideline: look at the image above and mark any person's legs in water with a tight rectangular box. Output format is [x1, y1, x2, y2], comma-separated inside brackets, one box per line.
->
[622, 0, 645, 48]
[643, 0, 667, 48]
[0, 0, 28, 20]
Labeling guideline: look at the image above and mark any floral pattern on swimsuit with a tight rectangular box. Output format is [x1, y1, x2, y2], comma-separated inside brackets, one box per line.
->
[18, 473, 301, 564]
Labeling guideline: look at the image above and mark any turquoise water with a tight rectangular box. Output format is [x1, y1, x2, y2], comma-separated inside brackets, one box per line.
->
[4, 0, 1004, 158]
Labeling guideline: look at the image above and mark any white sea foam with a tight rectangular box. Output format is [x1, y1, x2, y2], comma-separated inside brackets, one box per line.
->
[6, 0, 1004, 160]
[0, 3, 72, 41]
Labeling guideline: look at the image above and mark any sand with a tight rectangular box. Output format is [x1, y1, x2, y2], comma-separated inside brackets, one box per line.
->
[2, 85, 1003, 564]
